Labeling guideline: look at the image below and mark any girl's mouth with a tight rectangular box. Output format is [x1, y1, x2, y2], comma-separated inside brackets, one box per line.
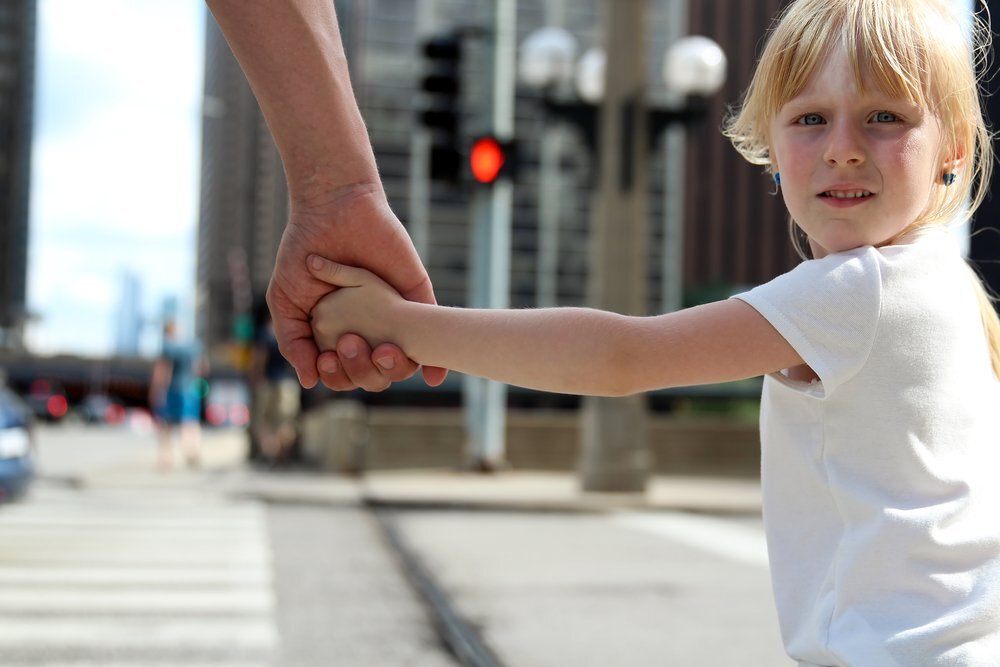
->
[820, 190, 874, 199]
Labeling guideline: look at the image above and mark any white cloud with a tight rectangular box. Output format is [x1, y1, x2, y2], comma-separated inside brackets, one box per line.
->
[33, 105, 200, 236]
[28, 0, 205, 357]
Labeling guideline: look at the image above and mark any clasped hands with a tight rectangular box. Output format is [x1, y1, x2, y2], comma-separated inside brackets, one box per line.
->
[307, 254, 416, 389]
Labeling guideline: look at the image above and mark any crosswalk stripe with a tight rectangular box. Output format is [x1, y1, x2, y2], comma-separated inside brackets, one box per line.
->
[0, 566, 271, 586]
[0, 485, 279, 662]
[2, 664, 273, 667]
[0, 588, 274, 613]
[0, 543, 270, 567]
[0, 617, 279, 650]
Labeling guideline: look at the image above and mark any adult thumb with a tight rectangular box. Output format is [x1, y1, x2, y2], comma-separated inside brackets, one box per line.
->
[307, 255, 365, 288]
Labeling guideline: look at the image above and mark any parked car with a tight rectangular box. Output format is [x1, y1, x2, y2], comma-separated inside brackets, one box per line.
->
[78, 393, 126, 425]
[204, 378, 250, 428]
[0, 386, 34, 502]
[23, 379, 69, 423]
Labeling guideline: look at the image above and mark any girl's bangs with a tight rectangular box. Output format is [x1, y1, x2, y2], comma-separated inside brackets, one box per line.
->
[766, 0, 935, 117]
[845, 3, 929, 108]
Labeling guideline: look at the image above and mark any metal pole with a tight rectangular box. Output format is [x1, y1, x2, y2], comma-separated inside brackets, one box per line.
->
[662, 126, 685, 313]
[408, 0, 435, 261]
[579, 0, 650, 493]
[536, 0, 568, 308]
[662, 0, 688, 315]
[464, 0, 516, 469]
[536, 125, 563, 307]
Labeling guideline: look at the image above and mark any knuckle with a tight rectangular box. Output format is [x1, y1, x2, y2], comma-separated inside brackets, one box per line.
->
[363, 378, 392, 393]
[320, 375, 354, 392]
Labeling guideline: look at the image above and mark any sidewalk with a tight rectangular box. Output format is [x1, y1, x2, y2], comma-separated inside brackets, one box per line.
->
[35, 423, 763, 514]
[59, 424, 764, 515]
[223, 466, 763, 516]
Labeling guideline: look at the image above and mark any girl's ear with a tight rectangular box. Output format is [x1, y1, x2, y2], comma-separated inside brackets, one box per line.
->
[943, 142, 966, 176]
[944, 156, 964, 174]
[769, 147, 779, 171]
[941, 155, 964, 185]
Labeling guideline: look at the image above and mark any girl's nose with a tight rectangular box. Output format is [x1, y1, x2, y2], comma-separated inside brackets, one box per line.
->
[823, 122, 865, 167]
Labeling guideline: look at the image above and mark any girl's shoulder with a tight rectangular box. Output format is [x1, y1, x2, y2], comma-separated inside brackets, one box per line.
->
[779, 245, 884, 295]
[790, 229, 963, 290]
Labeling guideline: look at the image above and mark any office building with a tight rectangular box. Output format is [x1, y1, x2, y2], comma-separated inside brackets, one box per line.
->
[195, 0, 794, 354]
[0, 0, 35, 350]
[114, 270, 142, 357]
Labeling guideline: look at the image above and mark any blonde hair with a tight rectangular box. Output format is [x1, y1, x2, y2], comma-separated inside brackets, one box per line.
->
[723, 0, 1000, 378]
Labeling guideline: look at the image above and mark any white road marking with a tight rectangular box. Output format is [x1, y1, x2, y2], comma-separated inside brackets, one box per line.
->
[0, 488, 278, 661]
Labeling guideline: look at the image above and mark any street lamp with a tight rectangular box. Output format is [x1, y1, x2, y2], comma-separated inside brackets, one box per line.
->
[662, 36, 727, 97]
[517, 26, 577, 91]
[520, 29, 726, 102]
[519, 30, 726, 161]
[519, 20, 727, 493]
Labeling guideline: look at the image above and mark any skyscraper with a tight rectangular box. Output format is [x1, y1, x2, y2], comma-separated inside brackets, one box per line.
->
[0, 0, 36, 350]
[114, 270, 142, 357]
[195, 13, 287, 354]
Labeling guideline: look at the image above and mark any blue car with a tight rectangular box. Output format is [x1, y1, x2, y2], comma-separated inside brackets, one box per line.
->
[0, 386, 34, 502]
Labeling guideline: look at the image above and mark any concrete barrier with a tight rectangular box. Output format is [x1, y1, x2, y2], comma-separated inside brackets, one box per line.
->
[300, 400, 368, 475]
[302, 405, 760, 478]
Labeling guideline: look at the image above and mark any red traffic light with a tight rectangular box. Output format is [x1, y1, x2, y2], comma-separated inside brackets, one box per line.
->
[470, 136, 506, 184]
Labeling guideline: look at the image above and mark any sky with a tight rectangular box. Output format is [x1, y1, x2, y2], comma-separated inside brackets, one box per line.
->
[26, 0, 205, 357]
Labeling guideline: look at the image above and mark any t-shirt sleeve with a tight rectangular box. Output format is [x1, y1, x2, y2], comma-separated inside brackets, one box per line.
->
[731, 247, 882, 396]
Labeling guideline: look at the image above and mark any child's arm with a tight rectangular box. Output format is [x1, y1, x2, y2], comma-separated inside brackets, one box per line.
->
[309, 256, 803, 396]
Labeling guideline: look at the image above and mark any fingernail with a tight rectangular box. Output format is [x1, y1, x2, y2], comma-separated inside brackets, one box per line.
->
[320, 357, 338, 374]
[341, 340, 358, 359]
[309, 255, 324, 271]
[376, 357, 395, 370]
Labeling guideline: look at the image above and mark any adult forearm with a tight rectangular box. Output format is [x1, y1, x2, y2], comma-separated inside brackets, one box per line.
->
[205, 0, 380, 203]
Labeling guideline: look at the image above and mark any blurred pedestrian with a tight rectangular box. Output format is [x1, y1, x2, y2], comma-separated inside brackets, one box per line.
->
[307, 0, 1000, 664]
[205, 0, 446, 393]
[249, 307, 301, 466]
[149, 320, 205, 471]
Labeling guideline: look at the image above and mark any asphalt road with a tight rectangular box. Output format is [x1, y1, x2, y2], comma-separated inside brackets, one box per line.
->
[3, 422, 793, 666]
[2, 423, 458, 667]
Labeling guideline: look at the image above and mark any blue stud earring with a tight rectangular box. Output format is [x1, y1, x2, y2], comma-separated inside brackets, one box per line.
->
[774, 172, 781, 187]
[943, 173, 956, 186]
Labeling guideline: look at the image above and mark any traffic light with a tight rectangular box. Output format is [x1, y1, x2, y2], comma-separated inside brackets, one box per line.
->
[418, 33, 463, 182]
[469, 136, 515, 185]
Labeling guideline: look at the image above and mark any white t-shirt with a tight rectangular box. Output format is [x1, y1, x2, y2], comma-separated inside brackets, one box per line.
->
[734, 229, 1000, 666]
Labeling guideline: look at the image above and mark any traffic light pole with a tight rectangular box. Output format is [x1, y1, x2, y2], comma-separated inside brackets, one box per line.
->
[579, 0, 651, 493]
[408, 0, 436, 260]
[464, 0, 516, 470]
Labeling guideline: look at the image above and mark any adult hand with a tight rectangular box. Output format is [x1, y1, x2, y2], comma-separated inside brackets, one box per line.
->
[266, 184, 447, 391]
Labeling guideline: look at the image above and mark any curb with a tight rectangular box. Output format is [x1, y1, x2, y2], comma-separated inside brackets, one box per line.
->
[223, 473, 764, 517]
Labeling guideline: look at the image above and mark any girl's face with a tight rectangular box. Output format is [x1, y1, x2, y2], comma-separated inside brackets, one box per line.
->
[769, 43, 948, 257]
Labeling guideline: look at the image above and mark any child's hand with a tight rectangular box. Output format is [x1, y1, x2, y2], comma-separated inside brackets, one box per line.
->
[307, 255, 405, 353]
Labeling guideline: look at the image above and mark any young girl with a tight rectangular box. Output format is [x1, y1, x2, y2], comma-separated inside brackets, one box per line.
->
[309, 0, 1000, 663]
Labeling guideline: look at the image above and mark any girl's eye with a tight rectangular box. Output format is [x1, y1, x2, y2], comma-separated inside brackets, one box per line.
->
[873, 111, 898, 123]
[797, 113, 824, 126]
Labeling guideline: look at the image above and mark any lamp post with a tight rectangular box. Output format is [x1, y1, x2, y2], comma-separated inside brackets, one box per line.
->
[520, 8, 726, 493]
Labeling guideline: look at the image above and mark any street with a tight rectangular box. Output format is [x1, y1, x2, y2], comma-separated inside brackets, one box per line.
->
[0, 482, 276, 665]
[3, 423, 456, 667]
[0, 422, 792, 666]
[388, 509, 790, 666]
